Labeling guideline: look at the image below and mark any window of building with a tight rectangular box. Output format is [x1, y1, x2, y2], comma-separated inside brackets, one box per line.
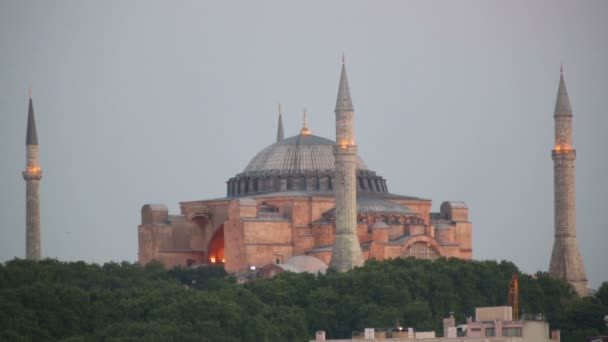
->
[503, 327, 522, 336]
[403, 242, 439, 260]
[485, 328, 495, 337]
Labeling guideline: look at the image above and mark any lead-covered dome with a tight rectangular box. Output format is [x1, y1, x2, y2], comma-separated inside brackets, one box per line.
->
[227, 133, 389, 197]
[244, 134, 368, 174]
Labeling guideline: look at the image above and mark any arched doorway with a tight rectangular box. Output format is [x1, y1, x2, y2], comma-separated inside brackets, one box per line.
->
[207, 225, 225, 264]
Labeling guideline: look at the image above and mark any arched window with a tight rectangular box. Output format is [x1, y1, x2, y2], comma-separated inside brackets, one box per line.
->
[403, 242, 439, 260]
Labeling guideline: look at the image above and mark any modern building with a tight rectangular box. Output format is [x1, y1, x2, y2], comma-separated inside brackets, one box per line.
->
[443, 306, 559, 341]
[138, 62, 473, 274]
[311, 306, 560, 342]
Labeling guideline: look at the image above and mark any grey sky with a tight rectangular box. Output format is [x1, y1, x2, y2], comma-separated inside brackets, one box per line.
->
[1, 1, 607, 288]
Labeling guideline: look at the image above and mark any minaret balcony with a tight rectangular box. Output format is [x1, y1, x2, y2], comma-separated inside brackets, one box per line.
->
[552, 149, 576, 160]
[22, 170, 43, 180]
[333, 145, 357, 155]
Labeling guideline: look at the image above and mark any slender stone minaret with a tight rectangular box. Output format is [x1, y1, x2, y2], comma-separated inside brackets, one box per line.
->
[276, 103, 284, 142]
[22, 90, 42, 260]
[329, 59, 364, 271]
[549, 67, 588, 296]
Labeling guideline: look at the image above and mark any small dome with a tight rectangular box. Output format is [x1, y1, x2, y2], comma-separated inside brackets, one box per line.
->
[283, 255, 328, 274]
[243, 134, 368, 175]
[372, 221, 389, 229]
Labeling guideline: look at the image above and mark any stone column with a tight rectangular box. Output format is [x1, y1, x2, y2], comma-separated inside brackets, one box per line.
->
[23, 144, 42, 260]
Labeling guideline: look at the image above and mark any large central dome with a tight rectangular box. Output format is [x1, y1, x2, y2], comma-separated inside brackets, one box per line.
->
[243, 134, 369, 174]
[227, 131, 388, 197]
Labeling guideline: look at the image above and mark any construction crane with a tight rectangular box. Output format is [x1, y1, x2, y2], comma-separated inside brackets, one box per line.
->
[507, 273, 519, 320]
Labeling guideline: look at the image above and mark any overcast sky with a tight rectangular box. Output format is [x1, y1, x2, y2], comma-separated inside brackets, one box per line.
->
[1, 1, 606, 288]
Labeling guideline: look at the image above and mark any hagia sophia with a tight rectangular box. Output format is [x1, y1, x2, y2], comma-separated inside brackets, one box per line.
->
[136, 62, 472, 276]
[20, 60, 587, 293]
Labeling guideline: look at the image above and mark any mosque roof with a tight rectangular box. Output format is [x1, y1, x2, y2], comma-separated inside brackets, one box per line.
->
[242, 133, 369, 175]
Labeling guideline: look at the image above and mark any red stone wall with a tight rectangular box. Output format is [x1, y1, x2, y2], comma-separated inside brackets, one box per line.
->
[313, 223, 335, 246]
[246, 245, 293, 268]
[223, 201, 247, 273]
[372, 228, 389, 243]
[141, 194, 473, 270]
[455, 222, 472, 259]
[387, 224, 403, 239]
[243, 220, 292, 244]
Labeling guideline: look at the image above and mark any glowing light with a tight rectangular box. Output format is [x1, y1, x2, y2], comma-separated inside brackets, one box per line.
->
[27, 165, 41, 173]
[210, 257, 216, 263]
[221, 258, 225, 263]
[555, 144, 572, 151]
[300, 110, 312, 135]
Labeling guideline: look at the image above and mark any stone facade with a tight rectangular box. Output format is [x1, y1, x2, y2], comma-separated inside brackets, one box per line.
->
[548, 69, 588, 296]
[138, 63, 473, 274]
[139, 194, 472, 273]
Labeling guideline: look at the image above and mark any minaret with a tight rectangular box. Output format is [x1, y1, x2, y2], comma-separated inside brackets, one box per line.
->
[329, 59, 364, 271]
[22, 90, 42, 260]
[549, 67, 588, 296]
[276, 103, 284, 142]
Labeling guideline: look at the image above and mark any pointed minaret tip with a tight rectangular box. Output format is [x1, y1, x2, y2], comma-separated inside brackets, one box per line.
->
[335, 60, 354, 112]
[26, 91, 39, 145]
[276, 103, 284, 142]
[555, 66, 573, 117]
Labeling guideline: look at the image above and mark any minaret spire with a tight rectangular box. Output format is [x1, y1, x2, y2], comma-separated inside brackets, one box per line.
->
[22, 90, 43, 260]
[335, 60, 354, 112]
[549, 67, 588, 296]
[26, 90, 38, 145]
[330, 60, 364, 271]
[276, 103, 284, 142]
[554, 66, 573, 118]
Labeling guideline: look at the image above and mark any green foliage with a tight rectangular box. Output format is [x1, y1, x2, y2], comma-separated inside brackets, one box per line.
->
[0, 257, 605, 342]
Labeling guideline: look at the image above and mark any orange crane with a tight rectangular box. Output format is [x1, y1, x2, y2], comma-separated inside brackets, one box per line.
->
[507, 273, 519, 320]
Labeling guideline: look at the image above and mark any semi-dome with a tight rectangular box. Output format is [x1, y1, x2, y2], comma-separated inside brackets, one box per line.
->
[227, 131, 389, 197]
[243, 134, 368, 174]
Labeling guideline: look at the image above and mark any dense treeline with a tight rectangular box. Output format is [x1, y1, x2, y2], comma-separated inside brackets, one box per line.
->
[0, 258, 606, 341]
